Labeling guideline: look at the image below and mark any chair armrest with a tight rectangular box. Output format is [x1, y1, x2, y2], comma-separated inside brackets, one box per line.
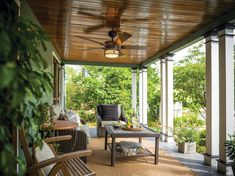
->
[80, 119, 86, 125]
[96, 114, 102, 127]
[44, 135, 72, 143]
[26, 150, 92, 174]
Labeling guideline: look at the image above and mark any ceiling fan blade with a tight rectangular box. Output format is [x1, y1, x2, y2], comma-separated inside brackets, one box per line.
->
[78, 11, 105, 20]
[76, 35, 104, 46]
[115, 32, 132, 45]
[83, 24, 105, 33]
[77, 47, 104, 50]
[119, 51, 124, 56]
[122, 18, 148, 23]
[121, 45, 146, 50]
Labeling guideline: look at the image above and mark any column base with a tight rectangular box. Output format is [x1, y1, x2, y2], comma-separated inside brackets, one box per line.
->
[162, 134, 174, 143]
[217, 159, 233, 175]
[203, 153, 218, 166]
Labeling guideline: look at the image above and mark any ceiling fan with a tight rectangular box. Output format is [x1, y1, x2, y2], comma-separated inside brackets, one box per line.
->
[78, 1, 147, 33]
[76, 29, 146, 58]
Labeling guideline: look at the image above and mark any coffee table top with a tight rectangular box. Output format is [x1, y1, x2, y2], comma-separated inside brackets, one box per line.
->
[53, 120, 78, 130]
[105, 125, 161, 138]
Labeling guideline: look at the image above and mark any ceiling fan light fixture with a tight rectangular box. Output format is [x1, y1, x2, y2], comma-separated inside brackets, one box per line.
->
[104, 48, 120, 58]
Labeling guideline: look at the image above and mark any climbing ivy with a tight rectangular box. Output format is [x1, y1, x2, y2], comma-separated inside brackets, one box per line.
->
[0, 1, 52, 175]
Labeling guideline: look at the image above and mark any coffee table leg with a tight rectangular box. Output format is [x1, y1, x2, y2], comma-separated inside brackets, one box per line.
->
[155, 137, 159, 164]
[111, 137, 115, 166]
[105, 130, 107, 150]
[139, 137, 142, 144]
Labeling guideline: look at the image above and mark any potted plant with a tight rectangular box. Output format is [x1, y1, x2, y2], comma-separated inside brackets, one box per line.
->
[174, 127, 198, 154]
[225, 134, 235, 175]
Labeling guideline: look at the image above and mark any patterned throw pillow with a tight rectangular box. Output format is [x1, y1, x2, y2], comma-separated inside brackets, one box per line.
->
[65, 110, 81, 127]
[118, 141, 144, 156]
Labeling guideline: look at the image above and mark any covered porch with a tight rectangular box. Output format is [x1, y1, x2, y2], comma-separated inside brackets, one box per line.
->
[9, 0, 235, 175]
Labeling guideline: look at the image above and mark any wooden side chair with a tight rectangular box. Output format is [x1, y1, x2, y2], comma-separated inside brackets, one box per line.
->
[19, 129, 96, 176]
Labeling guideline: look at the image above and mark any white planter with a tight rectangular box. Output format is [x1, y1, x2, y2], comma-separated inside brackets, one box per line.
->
[178, 142, 196, 154]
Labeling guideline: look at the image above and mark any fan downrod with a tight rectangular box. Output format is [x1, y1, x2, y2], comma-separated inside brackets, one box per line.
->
[108, 30, 117, 40]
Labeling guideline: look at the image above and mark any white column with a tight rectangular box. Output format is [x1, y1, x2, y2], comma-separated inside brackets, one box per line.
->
[165, 55, 174, 142]
[160, 59, 166, 141]
[204, 34, 219, 166]
[217, 26, 234, 174]
[60, 65, 65, 110]
[132, 68, 137, 113]
[142, 67, 148, 126]
[139, 69, 143, 123]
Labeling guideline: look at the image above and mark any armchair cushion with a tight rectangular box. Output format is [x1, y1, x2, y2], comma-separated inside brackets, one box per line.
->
[35, 141, 55, 176]
[99, 104, 121, 121]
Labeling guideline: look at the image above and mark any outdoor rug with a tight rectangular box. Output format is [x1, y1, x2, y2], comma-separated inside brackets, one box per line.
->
[86, 137, 196, 176]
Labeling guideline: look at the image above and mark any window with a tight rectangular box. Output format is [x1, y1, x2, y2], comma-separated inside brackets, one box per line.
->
[53, 57, 60, 104]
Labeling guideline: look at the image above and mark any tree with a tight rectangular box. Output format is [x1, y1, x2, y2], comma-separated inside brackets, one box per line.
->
[174, 41, 206, 116]
[147, 66, 161, 122]
[66, 66, 161, 123]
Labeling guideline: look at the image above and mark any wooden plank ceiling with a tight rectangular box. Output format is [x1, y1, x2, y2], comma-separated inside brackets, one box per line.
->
[27, 0, 235, 66]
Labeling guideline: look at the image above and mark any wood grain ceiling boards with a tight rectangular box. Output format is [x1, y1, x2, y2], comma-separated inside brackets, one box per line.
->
[27, 0, 235, 66]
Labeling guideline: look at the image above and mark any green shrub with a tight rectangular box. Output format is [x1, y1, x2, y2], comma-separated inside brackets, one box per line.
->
[196, 129, 206, 153]
[174, 115, 205, 144]
[225, 134, 235, 163]
[78, 110, 96, 123]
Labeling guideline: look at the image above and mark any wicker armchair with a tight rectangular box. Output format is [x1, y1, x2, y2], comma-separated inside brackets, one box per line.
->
[57, 129, 88, 163]
[97, 104, 127, 137]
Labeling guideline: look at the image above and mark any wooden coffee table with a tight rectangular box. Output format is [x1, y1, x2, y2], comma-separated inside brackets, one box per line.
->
[104, 125, 161, 166]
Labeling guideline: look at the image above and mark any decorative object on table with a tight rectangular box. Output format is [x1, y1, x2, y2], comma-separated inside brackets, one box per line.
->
[96, 104, 127, 137]
[225, 134, 235, 175]
[112, 121, 125, 129]
[122, 117, 142, 131]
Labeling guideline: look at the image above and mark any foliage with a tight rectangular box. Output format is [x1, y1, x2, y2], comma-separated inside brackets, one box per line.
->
[196, 129, 206, 153]
[225, 134, 235, 164]
[174, 41, 206, 115]
[174, 115, 205, 144]
[38, 103, 55, 138]
[66, 66, 161, 123]
[0, 1, 52, 175]
[147, 66, 161, 122]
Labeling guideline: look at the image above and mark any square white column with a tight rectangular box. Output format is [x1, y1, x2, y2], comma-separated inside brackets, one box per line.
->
[139, 69, 143, 123]
[217, 26, 234, 175]
[165, 55, 174, 142]
[160, 59, 166, 141]
[132, 68, 137, 113]
[142, 67, 148, 126]
[204, 34, 219, 166]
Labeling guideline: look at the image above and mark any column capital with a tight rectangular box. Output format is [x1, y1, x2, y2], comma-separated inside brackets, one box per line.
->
[131, 68, 138, 72]
[139, 66, 148, 70]
[217, 23, 234, 38]
[160, 58, 166, 64]
[164, 53, 174, 61]
[204, 31, 217, 38]
[205, 34, 218, 44]
[61, 64, 65, 69]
